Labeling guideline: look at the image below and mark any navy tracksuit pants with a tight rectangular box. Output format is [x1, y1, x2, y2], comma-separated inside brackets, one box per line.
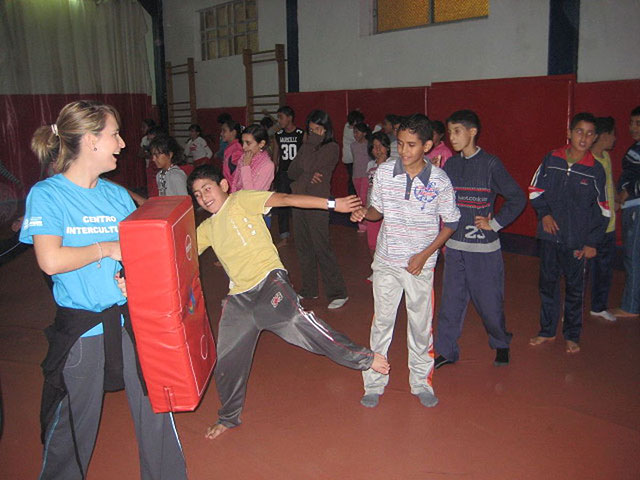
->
[537, 240, 586, 342]
[588, 231, 616, 313]
[434, 248, 512, 362]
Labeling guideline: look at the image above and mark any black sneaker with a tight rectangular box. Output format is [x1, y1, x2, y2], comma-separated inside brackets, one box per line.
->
[494, 348, 509, 366]
[434, 355, 454, 369]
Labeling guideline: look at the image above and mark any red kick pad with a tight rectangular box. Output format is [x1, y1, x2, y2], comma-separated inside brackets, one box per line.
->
[120, 196, 216, 413]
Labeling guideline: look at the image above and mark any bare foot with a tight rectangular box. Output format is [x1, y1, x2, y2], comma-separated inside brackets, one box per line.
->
[610, 308, 639, 318]
[276, 238, 289, 248]
[529, 335, 556, 346]
[205, 423, 229, 440]
[565, 340, 580, 354]
[371, 353, 390, 375]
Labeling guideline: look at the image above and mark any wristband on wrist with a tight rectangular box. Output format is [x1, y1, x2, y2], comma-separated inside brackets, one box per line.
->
[327, 196, 336, 211]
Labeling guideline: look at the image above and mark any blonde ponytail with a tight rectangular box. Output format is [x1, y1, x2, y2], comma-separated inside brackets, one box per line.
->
[30, 100, 121, 174]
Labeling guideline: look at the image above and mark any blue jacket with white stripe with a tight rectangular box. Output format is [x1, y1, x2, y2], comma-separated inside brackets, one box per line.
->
[529, 148, 609, 249]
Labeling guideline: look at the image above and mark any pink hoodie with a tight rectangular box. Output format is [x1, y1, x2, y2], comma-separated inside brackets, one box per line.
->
[230, 149, 275, 193]
[222, 140, 243, 184]
[427, 142, 454, 167]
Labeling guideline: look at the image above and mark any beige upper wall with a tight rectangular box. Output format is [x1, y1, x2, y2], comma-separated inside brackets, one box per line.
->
[298, 0, 549, 92]
[163, 0, 286, 109]
[578, 0, 640, 83]
[162, 0, 639, 109]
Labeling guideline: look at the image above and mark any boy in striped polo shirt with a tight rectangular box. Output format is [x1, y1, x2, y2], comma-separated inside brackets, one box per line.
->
[351, 114, 460, 408]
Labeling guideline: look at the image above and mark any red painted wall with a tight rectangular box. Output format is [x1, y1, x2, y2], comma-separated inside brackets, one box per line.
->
[0, 94, 152, 199]
[427, 75, 575, 237]
[347, 87, 428, 128]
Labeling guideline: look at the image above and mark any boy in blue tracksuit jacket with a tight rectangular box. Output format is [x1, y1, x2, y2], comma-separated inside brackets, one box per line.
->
[529, 112, 610, 354]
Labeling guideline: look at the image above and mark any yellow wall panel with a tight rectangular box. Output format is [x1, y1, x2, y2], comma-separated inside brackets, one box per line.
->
[377, 0, 431, 33]
[434, 0, 488, 23]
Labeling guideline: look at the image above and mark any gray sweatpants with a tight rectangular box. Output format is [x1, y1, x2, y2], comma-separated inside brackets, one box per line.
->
[214, 269, 374, 428]
[363, 259, 436, 396]
[39, 330, 187, 480]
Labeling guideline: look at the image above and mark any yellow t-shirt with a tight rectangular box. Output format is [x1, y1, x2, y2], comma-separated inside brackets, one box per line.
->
[196, 190, 284, 294]
[593, 151, 616, 233]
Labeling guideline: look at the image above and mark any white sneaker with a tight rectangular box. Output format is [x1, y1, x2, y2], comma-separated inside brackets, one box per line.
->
[327, 297, 349, 309]
[590, 310, 617, 322]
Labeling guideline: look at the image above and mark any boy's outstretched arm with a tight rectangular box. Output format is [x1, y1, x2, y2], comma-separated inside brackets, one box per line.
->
[265, 193, 362, 212]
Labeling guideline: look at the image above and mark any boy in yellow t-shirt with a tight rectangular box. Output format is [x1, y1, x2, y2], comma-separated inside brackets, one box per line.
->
[588, 117, 617, 322]
[187, 165, 390, 440]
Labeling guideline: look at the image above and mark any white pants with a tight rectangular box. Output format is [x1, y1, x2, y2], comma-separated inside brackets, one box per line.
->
[363, 259, 435, 395]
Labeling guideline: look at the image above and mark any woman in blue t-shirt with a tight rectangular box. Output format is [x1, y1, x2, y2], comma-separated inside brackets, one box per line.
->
[21, 100, 186, 479]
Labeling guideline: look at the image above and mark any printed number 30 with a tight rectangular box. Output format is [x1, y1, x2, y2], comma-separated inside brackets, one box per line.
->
[281, 144, 297, 161]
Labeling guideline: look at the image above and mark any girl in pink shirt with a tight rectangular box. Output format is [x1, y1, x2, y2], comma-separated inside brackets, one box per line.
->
[350, 122, 372, 233]
[231, 124, 275, 193]
[231, 124, 275, 228]
[221, 120, 244, 184]
[366, 131, 391, 255]
[426, 119, 453, 168]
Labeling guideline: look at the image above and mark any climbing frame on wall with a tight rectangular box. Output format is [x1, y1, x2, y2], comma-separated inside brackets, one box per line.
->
[243, 44, 286, 124]
[166, 57, 197, 142]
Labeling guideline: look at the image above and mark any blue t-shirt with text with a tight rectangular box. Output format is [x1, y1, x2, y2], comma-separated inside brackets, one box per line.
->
[20, 174, 135, 334]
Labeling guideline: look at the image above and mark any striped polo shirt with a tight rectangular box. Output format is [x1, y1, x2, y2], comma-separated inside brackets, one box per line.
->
[371, 159, 460, 269]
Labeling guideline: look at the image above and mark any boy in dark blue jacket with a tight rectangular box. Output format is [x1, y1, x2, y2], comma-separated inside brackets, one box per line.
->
[434, 110, 525, 369]
[529, 112, 610, 354]
[611, 106, 640, 319]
